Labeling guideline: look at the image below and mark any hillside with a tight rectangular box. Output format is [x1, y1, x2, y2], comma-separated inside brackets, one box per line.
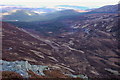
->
[90, 4, 119, 13]
[2, 12, 120, 79]
[2, 3, 120, 79]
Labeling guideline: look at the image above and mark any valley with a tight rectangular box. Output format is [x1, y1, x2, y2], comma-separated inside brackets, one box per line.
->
[1, 3, 120, 80]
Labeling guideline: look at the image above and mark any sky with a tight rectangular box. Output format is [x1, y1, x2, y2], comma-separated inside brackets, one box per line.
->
[0, 0, 119, 8]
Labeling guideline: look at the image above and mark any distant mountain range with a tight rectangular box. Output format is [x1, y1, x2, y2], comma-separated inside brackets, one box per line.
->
[2, 9, 80, 22]
[1, 4, 119, 22]
[1, 5, 89, 13]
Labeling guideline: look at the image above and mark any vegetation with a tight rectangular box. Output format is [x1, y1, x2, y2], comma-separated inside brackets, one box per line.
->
[2, 71, 23, 80]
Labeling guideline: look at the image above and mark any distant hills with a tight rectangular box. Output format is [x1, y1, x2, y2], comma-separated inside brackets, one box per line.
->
[1, 5, 90, 22]
[1, 5, 89, 13]
[1, 4, 119, 22]
[2, 9, 81, 22]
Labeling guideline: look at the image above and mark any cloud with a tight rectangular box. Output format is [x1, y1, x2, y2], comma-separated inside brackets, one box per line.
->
[0, 0, 119, 8]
